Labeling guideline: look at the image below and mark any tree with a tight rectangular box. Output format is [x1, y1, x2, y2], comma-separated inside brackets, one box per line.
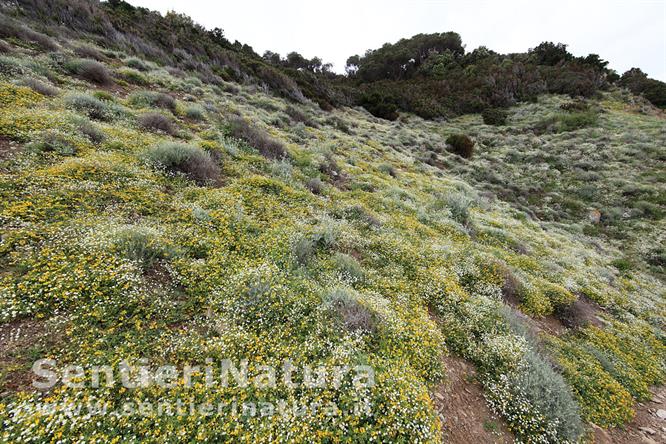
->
[349, 32, 465, 81]
[345, 55, 361, 75]
[262, 51, 282, 65]
[210, 27, 228, 46]
[620, 68, 666, 108]
[580, 54, 608, 71]
[529, 42, 572, 66]
[285, 52, 308, 70]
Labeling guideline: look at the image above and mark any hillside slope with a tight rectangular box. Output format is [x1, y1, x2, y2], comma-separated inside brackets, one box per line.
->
[0, 4, 665, 444]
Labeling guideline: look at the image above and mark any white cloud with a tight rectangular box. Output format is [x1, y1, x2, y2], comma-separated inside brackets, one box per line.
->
[125, 0, 666, 81]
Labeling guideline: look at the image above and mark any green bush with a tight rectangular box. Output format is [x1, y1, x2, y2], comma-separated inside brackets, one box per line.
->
[184, 104, 205, 120]
[92, 90, 114, 101]
[0, 55, 25, 76]
[110, 225, 169, 269]
[292, 236, 316, 265]
[325, 116, 351, 134]
[73, 44, 106, 61]
[556, 111, 598, 131]
[27, 131, 76, 156]
[446, 134, 475, 158]
[619, 68, 666, 108]
[226, 117, 287, 159]
[481, 108, 508, 125]
[64, 93, 117, 121]
[444, 192, 474, 226]
[76, 120, 105, 144]
[559, 100, 590, 112]
[536, 111, 598, 133]
[285, 105, 317, 127]
[514, 350, 585, 442]
[21, 77, 58, 96]
[325, 288, 376, 333]
[378, 163, 398, 177]
[138, 112, 177, 135]
[145, 142, 220, 185]
[118, 68, 148, 85]
[128, 90, 176, 111]
[125, 57, 149, 71]
[65, 58, 112, 85]
[332, 252, 364, 283]
[359, 90, 399, 121]
[338, 204, 381, 228]
[305, 177, 325, 195]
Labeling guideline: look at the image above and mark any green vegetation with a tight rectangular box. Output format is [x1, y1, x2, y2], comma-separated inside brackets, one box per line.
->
[65, 58, 113, 85]
[536, 109, 599, 133]
[226, 116, 288, 159]
[482, 108, 508, 126]
[446, 133, 475, 158]
[138, 111, 178, 135]
[145, 142, 220, 185]
[0, 2, 664, 443]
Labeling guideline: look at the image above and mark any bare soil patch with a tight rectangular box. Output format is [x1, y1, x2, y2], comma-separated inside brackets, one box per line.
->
[0, 318, 48, 396]
[0, 136, 21, 161]
[432, 355, 513, 443]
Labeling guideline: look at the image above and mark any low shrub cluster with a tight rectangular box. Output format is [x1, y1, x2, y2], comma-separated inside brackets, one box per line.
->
[0, 16, 58, 51]
[305, 177, 325, 195]
[285, 105, 317, 127]
[559, 100, 590, 112]
[26, 131, 77, 156]
[0, 40, 12, 54]
[145, 141, 220, 185]
[138, 112, 177, 135]
[446, 134, 475, 158]
[73, 44, 106, 61]
[64, 93, 119, 121]
[125, 57, 149, 71]
[535, 110, 598, 133]
[118, 68, 149, 85]
[378, 163, 398, 178]
[332, 252, 365, 284]
[76, 119, 105, 144]
[325, 287, 376, 333]
[20, 78, 58, 96]
[481, 108, 508, 125]
[443, 192, 474, 226]
[108, 224, 170, 270]
[64, 58, 112, 85]
[226, 116, 287, 159]
[184, 104, 205, 120]
[128, 90, 176, 111]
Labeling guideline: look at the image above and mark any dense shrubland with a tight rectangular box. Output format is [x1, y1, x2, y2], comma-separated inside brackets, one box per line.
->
[0, 2, 664, 443]
[2, 0, 665, 121]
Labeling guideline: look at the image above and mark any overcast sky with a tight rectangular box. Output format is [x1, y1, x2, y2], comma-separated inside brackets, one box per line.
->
[125, 0, 666, 81]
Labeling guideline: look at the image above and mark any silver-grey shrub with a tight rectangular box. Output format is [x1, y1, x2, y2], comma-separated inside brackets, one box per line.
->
[145, 142, 220, 185]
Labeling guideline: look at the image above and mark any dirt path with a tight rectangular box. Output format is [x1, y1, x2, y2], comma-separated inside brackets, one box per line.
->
[0, 318, 51, 396]
[0, 136, 21, 161]
[432, 355, 513, 443]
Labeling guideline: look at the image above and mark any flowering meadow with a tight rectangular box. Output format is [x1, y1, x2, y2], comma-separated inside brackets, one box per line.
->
[0, 17, 665, 444]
